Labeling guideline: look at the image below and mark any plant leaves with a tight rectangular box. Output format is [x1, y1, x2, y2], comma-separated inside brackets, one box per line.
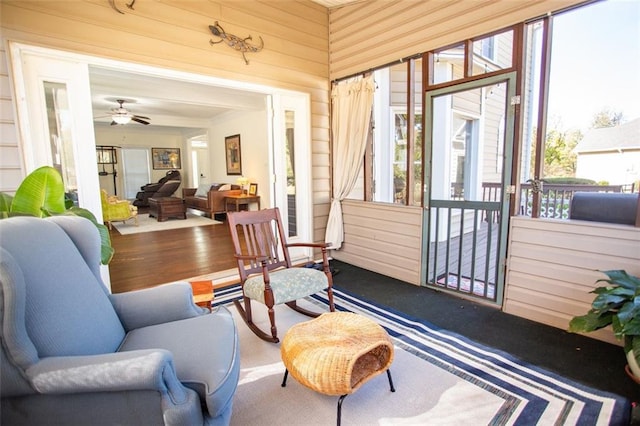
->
[622, 316, 640, 336]
[2, 167, 115, 265]
[0, 193, 13, 217]
[568, 311, 613, 333]
[10, 166, 65, 217]
[591, 292, 626, 310]
[617, 297, 640, 325]
[598, 270, 640, 290]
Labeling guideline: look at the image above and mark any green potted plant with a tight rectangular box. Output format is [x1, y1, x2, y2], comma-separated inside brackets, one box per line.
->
[569, 270, 640, 382]
[0, 166, 114, 264]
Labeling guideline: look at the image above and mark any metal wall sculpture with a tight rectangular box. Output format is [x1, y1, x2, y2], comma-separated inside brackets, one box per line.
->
[109, 0, 136, 14]
[209, 21, 264, 65]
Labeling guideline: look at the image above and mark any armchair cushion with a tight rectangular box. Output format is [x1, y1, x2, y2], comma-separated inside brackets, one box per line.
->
[244, 267, 329, 304]
[119, 308, 240, 418]
[1, 216, 125, 358]
[195, 183, 212, 197]
[109, 282, 206, 331]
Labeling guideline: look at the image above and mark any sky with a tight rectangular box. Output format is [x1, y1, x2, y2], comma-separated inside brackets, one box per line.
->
[547, 0, 640, 131]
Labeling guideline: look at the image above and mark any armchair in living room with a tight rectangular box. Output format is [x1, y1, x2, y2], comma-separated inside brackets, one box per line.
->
[133, 170, 182, 207]
[100, 189, 137, 230]
[0, 216, 240, 425]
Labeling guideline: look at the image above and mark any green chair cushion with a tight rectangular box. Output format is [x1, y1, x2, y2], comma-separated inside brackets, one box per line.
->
[244, 268, 328, 305]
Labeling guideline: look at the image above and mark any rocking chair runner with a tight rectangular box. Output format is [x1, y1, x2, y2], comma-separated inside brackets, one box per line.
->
[227, 207, 335, 343]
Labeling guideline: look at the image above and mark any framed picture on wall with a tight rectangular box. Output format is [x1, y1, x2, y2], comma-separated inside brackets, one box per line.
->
[248, 183, 258, 196]
[225, 134, 242, 175]
[152, 148, 181, 169]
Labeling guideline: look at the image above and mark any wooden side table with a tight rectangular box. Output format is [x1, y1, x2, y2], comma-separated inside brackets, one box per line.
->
[189, 280, 214, 311]
[225, 194, 261, 212]
[149, 197, 186, 222]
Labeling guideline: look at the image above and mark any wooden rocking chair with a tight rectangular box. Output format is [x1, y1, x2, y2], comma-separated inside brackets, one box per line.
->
[227, 207, 335, 343]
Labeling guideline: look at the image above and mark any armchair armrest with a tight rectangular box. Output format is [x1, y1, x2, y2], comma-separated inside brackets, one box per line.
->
[286, 242, 333, 278]
[286, 242, 331, 249]
[141, 182, 162, 192]
[110, 282, 206, 331]
[27, 349, 188, 401]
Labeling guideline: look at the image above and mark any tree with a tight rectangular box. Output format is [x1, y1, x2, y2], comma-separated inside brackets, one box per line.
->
[590, 108, 624, 129]
[543, 117, 582, 178]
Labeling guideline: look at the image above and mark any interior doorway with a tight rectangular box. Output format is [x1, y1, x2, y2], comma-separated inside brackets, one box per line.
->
[189, 136, 210, 188]
[9, 41, 317, 275]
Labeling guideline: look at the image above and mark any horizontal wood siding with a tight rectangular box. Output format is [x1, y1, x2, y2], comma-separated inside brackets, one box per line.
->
[328, 0, 581, 80]
[0, 44, 23, 192]
[331, 200, 422, 284]
[0, 0, 331, 243]
[505, 217, 640, 345]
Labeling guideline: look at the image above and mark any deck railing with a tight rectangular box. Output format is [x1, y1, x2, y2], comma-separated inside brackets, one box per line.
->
[477, 182, 636, 219]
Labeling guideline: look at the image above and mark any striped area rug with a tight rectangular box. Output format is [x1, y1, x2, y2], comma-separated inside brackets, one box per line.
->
[214, 286, 630, 425]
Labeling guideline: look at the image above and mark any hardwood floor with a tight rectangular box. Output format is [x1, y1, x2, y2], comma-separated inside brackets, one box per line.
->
[108, 220, 238, 293]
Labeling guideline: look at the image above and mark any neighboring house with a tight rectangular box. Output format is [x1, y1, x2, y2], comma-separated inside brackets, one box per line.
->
[0, 0, 638, 344]
[575, 118, 640, 186]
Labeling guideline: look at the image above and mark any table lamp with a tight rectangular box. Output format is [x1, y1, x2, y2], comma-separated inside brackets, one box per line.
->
[237, 176, 249, 194]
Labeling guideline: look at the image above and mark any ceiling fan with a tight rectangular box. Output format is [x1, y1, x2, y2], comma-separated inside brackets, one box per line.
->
[104, 99, 150, 125]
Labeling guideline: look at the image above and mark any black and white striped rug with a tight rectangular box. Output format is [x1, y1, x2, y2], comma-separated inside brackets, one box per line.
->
[214, 286, 629, 425]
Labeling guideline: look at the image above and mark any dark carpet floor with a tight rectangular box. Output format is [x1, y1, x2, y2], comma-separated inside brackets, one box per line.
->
[329, 259, 639, 417]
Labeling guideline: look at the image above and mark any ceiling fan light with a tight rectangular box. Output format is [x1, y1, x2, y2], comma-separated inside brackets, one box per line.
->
[112, 114, 131, 125]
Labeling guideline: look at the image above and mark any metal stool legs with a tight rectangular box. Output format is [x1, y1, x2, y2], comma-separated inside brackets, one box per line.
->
[336, 369, 395, 426]
[283, 368, 396, 426]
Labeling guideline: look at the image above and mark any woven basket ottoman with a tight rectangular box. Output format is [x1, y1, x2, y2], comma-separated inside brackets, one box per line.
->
[280, 312, 395, 425]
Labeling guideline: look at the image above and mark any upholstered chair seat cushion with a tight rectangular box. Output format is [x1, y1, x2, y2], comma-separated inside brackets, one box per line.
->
[243, 268, 329, 305]
[119, 308, 240, 418]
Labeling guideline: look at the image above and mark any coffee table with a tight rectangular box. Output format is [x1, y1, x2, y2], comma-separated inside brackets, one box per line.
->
[149, 197, 186, 222]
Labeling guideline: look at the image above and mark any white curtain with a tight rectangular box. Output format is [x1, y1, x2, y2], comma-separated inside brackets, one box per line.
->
[324, 75, 376, 249]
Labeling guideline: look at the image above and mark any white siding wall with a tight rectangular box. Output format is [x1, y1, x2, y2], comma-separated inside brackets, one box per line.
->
[331, 200, 423, 284]
[0, 44, 23, 193]
[505, 217, 640, 345]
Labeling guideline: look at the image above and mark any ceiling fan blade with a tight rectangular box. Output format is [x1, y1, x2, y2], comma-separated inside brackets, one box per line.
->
[133, 114, 150, 120]
[110, 121, 118, 126]
[131, 117, 150, 125]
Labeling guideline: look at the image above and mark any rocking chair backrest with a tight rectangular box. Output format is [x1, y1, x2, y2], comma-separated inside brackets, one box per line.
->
[227, 208, 292, 282]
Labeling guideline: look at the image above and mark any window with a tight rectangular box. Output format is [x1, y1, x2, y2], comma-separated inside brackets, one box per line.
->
[356, 1, 637, 217]
[521, 1, 640, 219]
[471, 30, 514, 76]
[367, 58, 422, 206]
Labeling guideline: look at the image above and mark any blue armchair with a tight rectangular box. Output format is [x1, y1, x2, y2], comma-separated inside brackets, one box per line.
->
[0, 216, 240, 425]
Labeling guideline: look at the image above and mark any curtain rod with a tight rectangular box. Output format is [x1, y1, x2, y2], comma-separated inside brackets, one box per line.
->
[331, 54, 422, 84]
